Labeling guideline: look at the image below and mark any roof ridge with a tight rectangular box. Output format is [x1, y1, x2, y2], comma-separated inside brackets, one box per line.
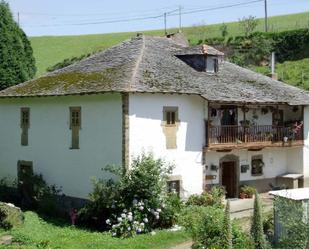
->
[129, 35, 145, 91]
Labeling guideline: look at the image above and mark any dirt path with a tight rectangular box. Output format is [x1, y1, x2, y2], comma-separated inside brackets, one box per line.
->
[170, 240, 193, 249]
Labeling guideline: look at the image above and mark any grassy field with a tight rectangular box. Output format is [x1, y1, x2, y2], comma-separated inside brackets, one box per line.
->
[253, 58, 309, 90]
[30, 11, 309, 76]
[0, 212, 190, 249]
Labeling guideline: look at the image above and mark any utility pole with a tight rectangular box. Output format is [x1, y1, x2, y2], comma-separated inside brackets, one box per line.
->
[178, 6, 182, 33]
[264, 0, 268, 32]
[164, 12, 167, 35]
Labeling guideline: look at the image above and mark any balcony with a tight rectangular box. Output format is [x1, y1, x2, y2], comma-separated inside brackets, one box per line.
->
[206, 125, 304, 151]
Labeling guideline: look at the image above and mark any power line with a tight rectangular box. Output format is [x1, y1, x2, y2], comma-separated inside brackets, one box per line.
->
[22, 0, 265, 28]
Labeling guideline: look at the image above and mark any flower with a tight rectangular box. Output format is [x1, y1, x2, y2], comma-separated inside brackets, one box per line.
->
[123, 209, 128, 213]
[156, 208, 162, 213]
[140, 222, 145, 227]
[112, 233, 117, 237]
[155, 215, 159, 220]
[127, 215, 133, 222]
[139, 206, 144, 211]
[128, 212, 133, 216]
[105, 219, 111, 225]
[127, 227, 131, 231]
[112, 224, 116, 229]
[151, 231, 156, 236]
[137, 228, 142, 233]
[143, 218, 148, 223]
[121, 213, 126, 218]
[117, 217, 122, 222]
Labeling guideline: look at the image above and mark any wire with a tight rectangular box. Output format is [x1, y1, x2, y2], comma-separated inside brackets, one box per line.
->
[22, 0, 264, 28]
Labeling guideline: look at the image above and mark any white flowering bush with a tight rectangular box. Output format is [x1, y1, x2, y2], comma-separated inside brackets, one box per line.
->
[79, 153, 183, 237]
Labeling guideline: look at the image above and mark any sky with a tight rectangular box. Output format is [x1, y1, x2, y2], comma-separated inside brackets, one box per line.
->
[6, 0, 309, 37]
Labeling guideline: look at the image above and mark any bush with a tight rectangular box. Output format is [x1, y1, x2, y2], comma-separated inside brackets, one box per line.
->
[0, 206, 12, 230]
[180, 205, 252, 249]
[186, 186, 225, 207]
[79, 153, 179, 237]
[0, 177, 19, 205]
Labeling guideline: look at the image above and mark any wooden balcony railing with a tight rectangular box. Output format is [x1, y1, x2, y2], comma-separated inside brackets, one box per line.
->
[208, 125, 303, 146]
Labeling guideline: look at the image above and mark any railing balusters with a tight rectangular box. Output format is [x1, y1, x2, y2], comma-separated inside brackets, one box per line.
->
[208, 124, 303, 146]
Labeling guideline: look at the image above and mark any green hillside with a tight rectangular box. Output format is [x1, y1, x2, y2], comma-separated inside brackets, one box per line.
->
[30, 11, 309, 76]
[254, 58, 309, 90]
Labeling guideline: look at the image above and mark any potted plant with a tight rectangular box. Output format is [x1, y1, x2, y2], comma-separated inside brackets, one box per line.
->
[240, 185, 256, 198]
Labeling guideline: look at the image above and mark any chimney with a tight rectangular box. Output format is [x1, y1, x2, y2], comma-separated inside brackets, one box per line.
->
[268, 52, 278, 80]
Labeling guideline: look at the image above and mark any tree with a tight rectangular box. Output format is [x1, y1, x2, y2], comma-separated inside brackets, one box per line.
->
[221, 201, 233, 249]
[0, 1, 36, 90]
[239, 15, 259, 37]
[220, 23, 229, 38]
[251, 191, 268, 249]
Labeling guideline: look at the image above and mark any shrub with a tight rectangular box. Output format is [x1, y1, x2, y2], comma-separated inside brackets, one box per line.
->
[186, 186, 225, 207]
[0, 206, 12, 230]
[251, 191, 268, 249]
[79, 153, 178, 236]
[222, 201, 232, 249]
[180, 205, 252, 249]
[0, 177, 19, 205]
[274, 196, 309, 248]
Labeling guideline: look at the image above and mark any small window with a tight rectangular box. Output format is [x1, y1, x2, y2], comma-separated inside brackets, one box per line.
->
[167, 180, 180, 195]
[20, 108, 30, 146]
[206, 57, 219, 73]
[251, 155, 264, 176]
[70, 107, 81, 149]
[21, 108, 30, 127]
[163, 107, 178, 125]
[166, 111, 176, 125]
[70, 107, 81, 128]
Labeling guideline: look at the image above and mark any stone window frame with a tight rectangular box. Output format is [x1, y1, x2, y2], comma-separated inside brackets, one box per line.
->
[251, 155, 264, 176]
[20, 107, 30, 146]
[69, 107, 81, 149]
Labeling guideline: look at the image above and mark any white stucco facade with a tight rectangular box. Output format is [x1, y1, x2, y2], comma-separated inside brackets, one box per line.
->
[0, 94, 123, 198]
[128, 93, 205, 197]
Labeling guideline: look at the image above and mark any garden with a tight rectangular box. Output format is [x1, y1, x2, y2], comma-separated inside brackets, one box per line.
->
[0, 153, 301, 249]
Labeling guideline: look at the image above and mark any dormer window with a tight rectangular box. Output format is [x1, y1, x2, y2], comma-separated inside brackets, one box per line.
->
[175, 44, 223, 73]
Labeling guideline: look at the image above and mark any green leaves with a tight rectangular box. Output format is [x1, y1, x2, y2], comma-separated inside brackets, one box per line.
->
[0, 1, 36, 90]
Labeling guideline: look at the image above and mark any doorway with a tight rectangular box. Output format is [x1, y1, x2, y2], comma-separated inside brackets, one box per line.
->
[17, 161, 34, 208]
[221, 161, 237, 198]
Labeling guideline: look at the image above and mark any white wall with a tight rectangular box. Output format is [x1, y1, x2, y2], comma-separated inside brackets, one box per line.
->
[129, 93, 205, 197]
[0, 94, 123, 198]
[205, 147, 303, 185]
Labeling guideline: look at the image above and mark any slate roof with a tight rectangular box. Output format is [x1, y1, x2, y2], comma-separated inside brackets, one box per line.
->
[1, 34, 309, 105]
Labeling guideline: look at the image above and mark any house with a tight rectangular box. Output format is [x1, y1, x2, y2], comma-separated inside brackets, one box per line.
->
[0, 33, 308, 203]
[270, 188, 309, 242]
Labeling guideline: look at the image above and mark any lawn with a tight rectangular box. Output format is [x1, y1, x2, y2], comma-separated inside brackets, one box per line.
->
[0, 212, 190, 249]
[29, 11, 309, 76]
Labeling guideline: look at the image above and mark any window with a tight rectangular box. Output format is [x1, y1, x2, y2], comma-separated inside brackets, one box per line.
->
[166, 111, 176, 125]
[20, 108, 30, 146]
[70, 107, 81, 149]
[167, 180, 180, 196]
[162, 107, 179, 149]
[251, 155, 264, 176]
[164, 107, 178, 126]
[206, 57, 219, 73]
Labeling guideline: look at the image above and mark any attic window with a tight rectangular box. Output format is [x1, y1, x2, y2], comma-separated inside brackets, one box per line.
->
[206, 57, 219, 73]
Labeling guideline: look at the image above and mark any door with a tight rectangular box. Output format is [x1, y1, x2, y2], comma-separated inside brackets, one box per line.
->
[18, 162, 34, 208]
[222, 161, 237, 198]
